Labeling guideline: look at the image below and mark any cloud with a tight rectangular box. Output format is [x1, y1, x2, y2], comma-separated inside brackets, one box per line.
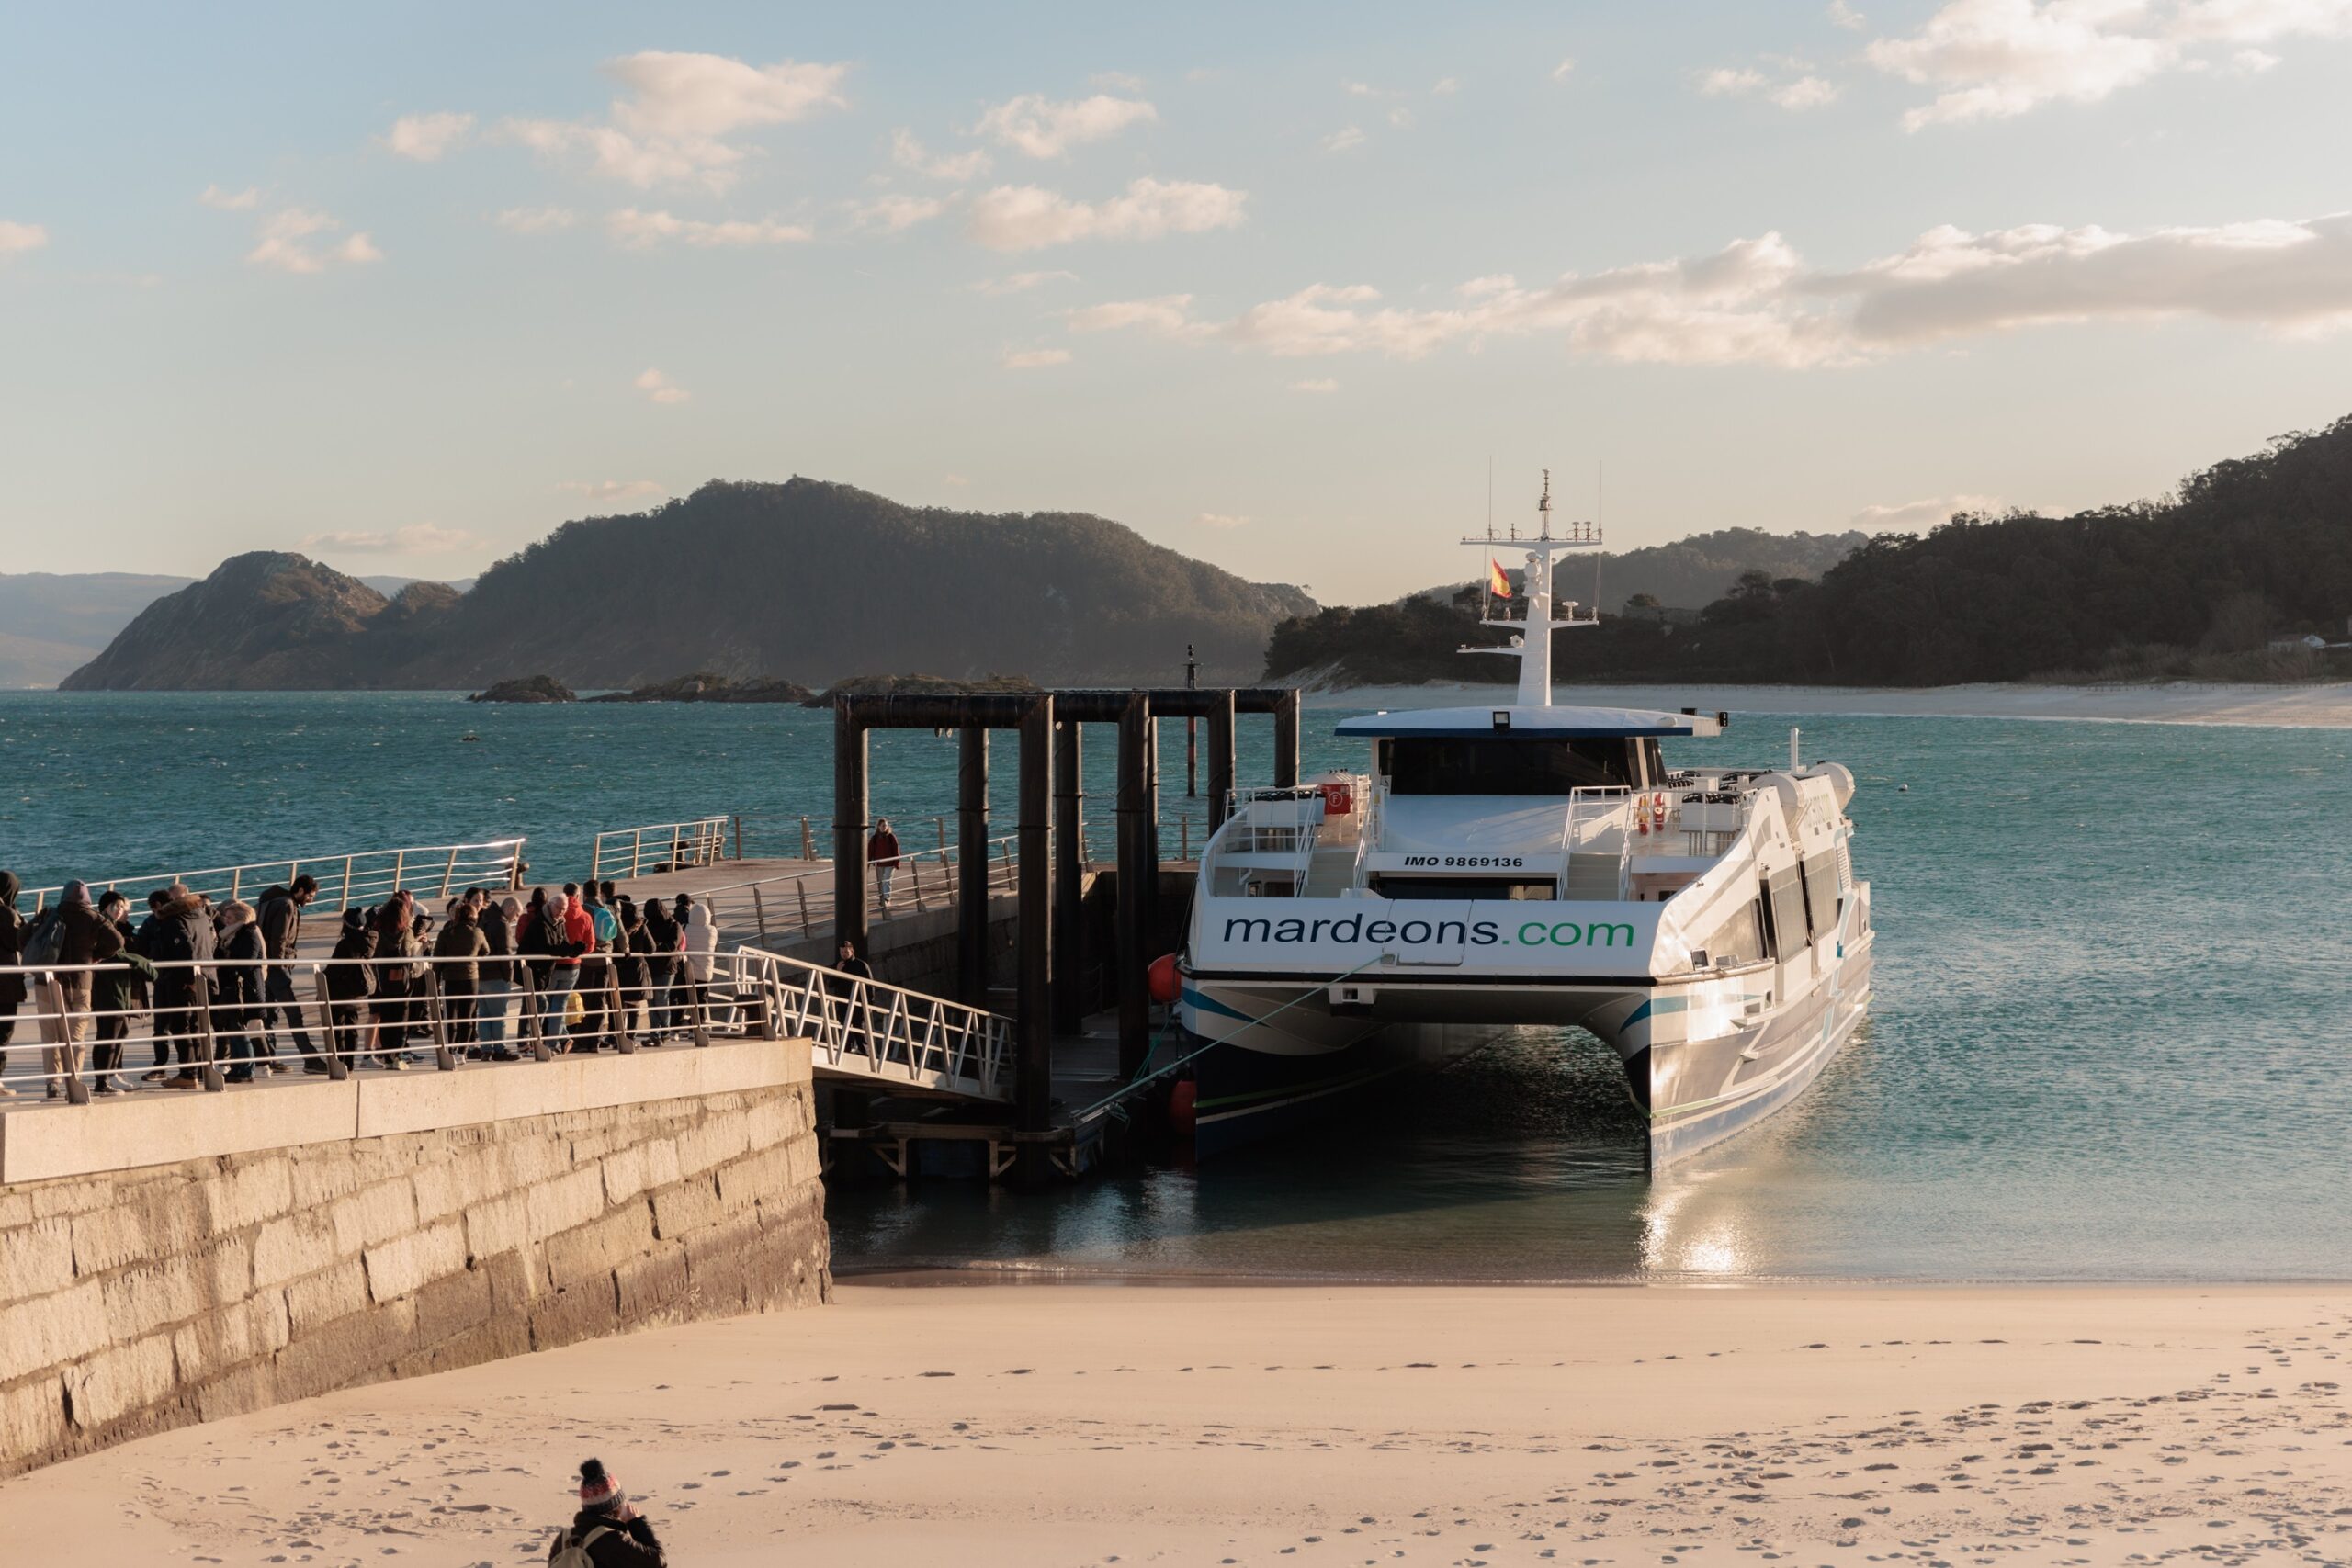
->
[850, 193, 949, 234]
[245, 208, 380, 273]
[1321, 125, 1368, 152]
[0, 220, 48, 259]
[974, 93, 1158, 157]
[1196, 512, 1250, 528]
[1058, 210, 2352, 368]
[1433, 76, 1462, 94]
[635, 367, 690, 403]
[1700, 66, 1770, 96]
[1772, 74, 1843, 107]
[1342, 80, 1378, 96]
[1850, 493, 2006, 529]
[967, 177, 1248, 251]
[1386, 105, 1416, 128]
[1091, 71, 1146, 92]
[890, 128, 992, 181]
[301, 522, 484, 555]
[557, 479, 666, 503]
[1002, 346, 1072, 368]
[496, 205, 580, 234]
[944, 473, 973, 487]
[1551, 56, 1578, 81]
[1867, 0, 2352, 130]
[1828, 0, 1868, 28]
[198, 184, 258, 210]
[1291, 378, 1340, 392]
[605, 209, 812, 248]
[502, 51, 849, 191]
[970, 268, 1079, 295]
[382, 111, 475, 161]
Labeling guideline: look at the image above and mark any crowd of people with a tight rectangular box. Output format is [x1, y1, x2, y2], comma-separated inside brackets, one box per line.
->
[0, 871, 731, 1097]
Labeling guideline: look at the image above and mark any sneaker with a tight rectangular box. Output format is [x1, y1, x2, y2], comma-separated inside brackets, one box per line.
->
[45, 1083, 61, 1100]
[302, 1060, 330, 1076]
[93, 1077, 119, 1095]
[162, 1072, 201, 1090]
[223, 1069, 254, 1085]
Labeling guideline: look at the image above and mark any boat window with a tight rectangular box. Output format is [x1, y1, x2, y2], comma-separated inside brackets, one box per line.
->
[1802, 853, 1840, 934]
[1374, 877, 1556, 900]
[1387, 738, 1640, 795]
[1698, 900, 1764, 965]
[1767, 865, 1809, 960]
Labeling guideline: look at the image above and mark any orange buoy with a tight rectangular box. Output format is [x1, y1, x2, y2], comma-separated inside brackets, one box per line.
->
[1148, 953, 1182, 1005]
[1168, 1078, 1198, 1137]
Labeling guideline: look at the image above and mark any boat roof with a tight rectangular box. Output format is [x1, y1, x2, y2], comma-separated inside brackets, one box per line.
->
[1333, 704, 1725, 739]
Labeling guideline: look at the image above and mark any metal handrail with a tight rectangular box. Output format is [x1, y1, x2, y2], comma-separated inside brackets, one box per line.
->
[16, 839, 527, 918]
[0, 945, 773, 1103]
[588, 817, 732, 881]
[729, 944, 1013, 1100]
[1558, 786, 1633, 899]
[672, 834, 1022, 947]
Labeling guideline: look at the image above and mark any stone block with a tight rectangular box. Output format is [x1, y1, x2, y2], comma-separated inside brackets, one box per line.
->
[683, 1213, 763, 1314]
[202, 1155, 294, 1233]
[615, 1240, 687, 1325]
[197, 1232, 254, 1302]
[29, 1176, 120, 1220]
[393, 1314, 528, 1380]
[0, 1376, 67, 1470]
[363, 1220, 467, 1303]
[713, 1145, 789, 1210]
[411, 1264, 492, 1347]
[524, 1166, 605, 1245]
[410, 1145, 503, 1225]
[288, 1146, 371, 1210]
[328, 1177, 417, 1256]
[527, 1276, 618, 1351]
[544, 1202, 653, 1291]
[63, 1332, 175, 1431]
[273, 1297, 413, 1404]
[481, 1247, 537, 1314]
[100, 1258, 205, 1341]
[650, 1174, 724, 1240]
[598, 1139, 683, 1207]
[252, 1213, 343, 1291]
[0, 1218, 74, 1304]
[744, 1095, 792, 1150]
[284, 1258, 368, 1335]
[169, 1292, 286, 1386]
[673, 1111, 752, 1178]
[195, 1360, 277, 1425]
[0, 1280, 108, 1385]
[499, 1134, 567, 1189]
[462, 1190, 529, 1262]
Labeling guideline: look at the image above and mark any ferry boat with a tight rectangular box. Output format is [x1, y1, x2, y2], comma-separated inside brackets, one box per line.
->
[1176, 476, 1873, 1167]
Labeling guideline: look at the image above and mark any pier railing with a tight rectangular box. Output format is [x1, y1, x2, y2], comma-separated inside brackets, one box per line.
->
[732, 944, 1012, 1100]
[684, 834, 1021, 947]
[15, 838, 527, 918]
[0, 946, 774, 1103]
[0, 942, 1010, 1107]
[587, 817, 733, 881]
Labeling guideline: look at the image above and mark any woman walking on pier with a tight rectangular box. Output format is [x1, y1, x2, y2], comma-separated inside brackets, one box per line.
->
[868, 818, 902, 908]
[325, 908, 375, 1067]
[434, 899, 489, 1051]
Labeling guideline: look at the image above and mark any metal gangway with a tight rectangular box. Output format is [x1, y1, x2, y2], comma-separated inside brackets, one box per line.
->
[730, 945, 1013, 1103]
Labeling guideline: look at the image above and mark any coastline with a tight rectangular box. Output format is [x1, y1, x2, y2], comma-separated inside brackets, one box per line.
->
[1322, 677, 2352, 728]
[13, 1280, 2349, 1564]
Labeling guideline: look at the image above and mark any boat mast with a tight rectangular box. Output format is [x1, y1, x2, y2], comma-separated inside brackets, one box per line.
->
[1460, 469, 1601, 708]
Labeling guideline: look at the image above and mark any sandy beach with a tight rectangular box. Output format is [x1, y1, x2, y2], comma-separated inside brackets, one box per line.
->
[10, 1282, 2348, 1565]
[1326, 681, 2352, 729]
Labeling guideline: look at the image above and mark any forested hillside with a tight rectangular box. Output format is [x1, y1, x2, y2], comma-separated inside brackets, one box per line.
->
[62, 479, 1316, 691]
[1269, 416, 2352, 687]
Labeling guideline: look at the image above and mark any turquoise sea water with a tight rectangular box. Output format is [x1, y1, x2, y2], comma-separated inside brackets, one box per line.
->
[5, 691, 2349, 1281]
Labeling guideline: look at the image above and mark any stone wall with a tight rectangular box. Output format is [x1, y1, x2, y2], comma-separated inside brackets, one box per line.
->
[0, 1042, 828, 1478]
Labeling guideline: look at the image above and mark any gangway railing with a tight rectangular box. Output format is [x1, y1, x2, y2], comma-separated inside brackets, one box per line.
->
[730, 945, 1013, 1101]
[1558, 787, 1633, 900]
[588, 817, 732, 881]
[16, 838, 526, 918]
[676, 834, 1021, 946]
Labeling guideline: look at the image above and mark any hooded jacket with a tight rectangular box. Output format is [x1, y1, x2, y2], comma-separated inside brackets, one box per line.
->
[548, 1508, 664, 1566]
[215, 920, 266, 1016]
[327, 917, 376, 1002]
[143, 894, 217, 1007]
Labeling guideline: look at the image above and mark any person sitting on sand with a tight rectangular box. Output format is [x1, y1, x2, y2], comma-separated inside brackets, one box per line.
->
[548, 1456, 665, 1566]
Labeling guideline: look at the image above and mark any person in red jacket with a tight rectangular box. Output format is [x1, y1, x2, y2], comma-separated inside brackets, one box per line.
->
[532, 892, 594, 1049]
[866, 818, 902, 908]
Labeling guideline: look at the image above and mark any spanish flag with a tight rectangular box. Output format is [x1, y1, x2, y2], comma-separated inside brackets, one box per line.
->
[1487, 558, 1512, 599]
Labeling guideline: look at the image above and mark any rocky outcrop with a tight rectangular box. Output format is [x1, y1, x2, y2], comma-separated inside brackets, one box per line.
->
[467, 675, 575, 704]
[584, 671, 814, 704]
[56, 555, 389, 691]
[59, 479, 1318, 691]
[801, 672, 1041, 706]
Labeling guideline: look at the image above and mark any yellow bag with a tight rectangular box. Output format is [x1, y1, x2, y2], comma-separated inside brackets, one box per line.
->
[563, 989, 586, 1028]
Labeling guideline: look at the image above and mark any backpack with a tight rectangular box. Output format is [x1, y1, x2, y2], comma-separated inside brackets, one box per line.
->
[549, 1525, 611, 1568]
[20, 908, 65, 967]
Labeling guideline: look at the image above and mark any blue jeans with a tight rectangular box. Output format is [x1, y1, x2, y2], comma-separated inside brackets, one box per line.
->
[537, 967, 580, 1043]
[476, 977, 515, 1047]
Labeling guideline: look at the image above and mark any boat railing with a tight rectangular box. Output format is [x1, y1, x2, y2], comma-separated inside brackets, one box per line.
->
[1557, 786, 1634, 899]
[16, 838, 528, 918]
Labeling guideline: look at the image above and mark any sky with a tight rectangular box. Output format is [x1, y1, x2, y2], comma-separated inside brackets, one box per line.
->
[3, 1, 2351, 605]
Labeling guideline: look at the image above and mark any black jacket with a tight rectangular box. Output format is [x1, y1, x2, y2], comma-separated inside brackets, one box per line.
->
[481, 904, 515, 984]
[548, 1510, 664, 1565]
[0, 872, 23, 1008]
[141, 895, 217, 1007]
[326, 925, 376, 1002]
[216, 923, 266, 1016]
